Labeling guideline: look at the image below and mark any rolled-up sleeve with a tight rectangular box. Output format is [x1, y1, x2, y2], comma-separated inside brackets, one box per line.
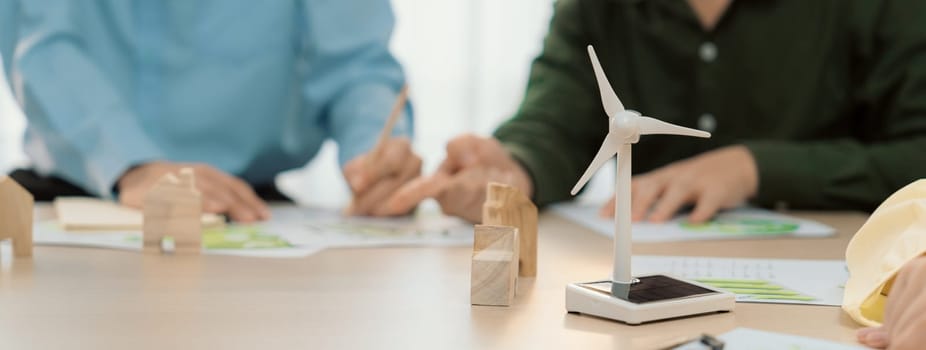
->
[299, 0, 411, 167]
[14, 0, 164, 196]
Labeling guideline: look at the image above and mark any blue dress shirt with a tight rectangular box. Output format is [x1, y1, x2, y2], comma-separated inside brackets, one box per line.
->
[10, 0, 411, 196]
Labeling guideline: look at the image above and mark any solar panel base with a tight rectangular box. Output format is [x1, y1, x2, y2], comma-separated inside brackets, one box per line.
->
[565, 274, 736, 325]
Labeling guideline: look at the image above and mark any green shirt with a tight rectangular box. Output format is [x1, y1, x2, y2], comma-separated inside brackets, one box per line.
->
[495, 0, 926, 210]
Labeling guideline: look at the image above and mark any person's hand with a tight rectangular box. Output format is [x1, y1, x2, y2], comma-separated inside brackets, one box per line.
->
[117, 162, 270, 223]
[343, 137, 422, 217]
[857, 256, 926, 350]
[385, 134, 533, 222]
[599, 145, 758, 223]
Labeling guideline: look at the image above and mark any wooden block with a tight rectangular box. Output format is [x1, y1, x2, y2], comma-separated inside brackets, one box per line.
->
[471, 225, 519, 306]
[0, 176, 34, 257]
[482, 182, 538, 277]
[54, 197, 224, 231]
[142, 168, 202, 254]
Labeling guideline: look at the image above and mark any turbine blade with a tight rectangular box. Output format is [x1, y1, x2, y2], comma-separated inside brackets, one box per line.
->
[571, 133, 621, 195]
[587, 45, 624, 117]
[638, 116, 711, 138]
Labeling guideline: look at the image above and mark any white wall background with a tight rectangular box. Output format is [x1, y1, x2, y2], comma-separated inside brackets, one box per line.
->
[0, 0, 611, 207]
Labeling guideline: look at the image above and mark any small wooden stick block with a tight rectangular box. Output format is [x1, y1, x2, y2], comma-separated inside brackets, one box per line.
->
[0, 176, 34, 258]
[482, 182, 538, 277]
[471, 225, 519, 306]
[143, 168, 203, 254]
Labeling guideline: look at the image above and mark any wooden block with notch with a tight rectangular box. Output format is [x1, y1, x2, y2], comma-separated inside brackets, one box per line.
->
[482, 182, 538, 277]
[471, 225, 519, 306]
[142, 168, 202, 254]
[0, 176, 33, 257]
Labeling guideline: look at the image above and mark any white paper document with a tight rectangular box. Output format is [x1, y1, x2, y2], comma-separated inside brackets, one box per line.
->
[33, 205, 472, 258]
[674, 328, 866, 350]
[262, 206, 473, 249]
[633, 256, 847, 306]
[552, 203, 835, 242]
[32, 221, 323, 258]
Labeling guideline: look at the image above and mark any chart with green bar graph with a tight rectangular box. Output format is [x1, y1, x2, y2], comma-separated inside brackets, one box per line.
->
[693, 278, 817, 302]
[680, 218, 800, 235]
[202, 226, 292, 249]
[632, 256, 847, 306]
[124, 226, 293, 249]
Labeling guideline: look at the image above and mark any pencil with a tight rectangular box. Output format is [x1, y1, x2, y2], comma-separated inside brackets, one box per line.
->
[369, 85, 409, 162]
[346, 85, 409, 215]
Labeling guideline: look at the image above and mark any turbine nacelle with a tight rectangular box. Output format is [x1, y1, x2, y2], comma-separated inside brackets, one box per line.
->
[610, 110, 643, 144]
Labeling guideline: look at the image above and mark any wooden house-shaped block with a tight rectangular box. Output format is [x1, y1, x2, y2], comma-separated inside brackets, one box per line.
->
[482, 182, 538, 277]
[0, 176, 33, 257]
[143, 168, 202, 254]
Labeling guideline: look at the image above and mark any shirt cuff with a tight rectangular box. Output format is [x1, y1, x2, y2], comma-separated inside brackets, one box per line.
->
[83, 117, 164, 199]
[743, 140, 825, 208]
[501, 141, 557, 208]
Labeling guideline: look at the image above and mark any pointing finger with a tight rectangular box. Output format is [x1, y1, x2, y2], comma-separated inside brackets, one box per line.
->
[384, 171, 452, 214]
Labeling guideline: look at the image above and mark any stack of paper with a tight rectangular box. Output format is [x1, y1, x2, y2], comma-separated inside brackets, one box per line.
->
[54, 197, 224, 230]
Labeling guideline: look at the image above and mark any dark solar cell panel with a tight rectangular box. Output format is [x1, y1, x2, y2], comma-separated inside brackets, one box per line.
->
[580, 275, 718, 304]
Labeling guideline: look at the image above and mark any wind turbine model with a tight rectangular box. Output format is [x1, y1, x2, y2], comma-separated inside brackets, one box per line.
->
[564, 46, 735, 325]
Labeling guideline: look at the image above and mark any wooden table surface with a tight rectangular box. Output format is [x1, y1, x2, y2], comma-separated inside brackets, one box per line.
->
[0, 207, 870, 350]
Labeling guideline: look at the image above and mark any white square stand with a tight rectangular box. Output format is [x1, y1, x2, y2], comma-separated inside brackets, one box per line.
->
[565, 274, 735, 325]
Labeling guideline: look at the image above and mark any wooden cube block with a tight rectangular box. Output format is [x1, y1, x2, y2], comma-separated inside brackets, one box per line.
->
[471, 225, 519, 306]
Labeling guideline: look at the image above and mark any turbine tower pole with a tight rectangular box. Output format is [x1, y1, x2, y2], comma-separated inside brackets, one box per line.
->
[613, 144, 633, 284]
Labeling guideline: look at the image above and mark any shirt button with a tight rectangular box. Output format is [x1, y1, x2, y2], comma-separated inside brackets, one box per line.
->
[699, 42, 718, 62]
[698, 113, 717, 132]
